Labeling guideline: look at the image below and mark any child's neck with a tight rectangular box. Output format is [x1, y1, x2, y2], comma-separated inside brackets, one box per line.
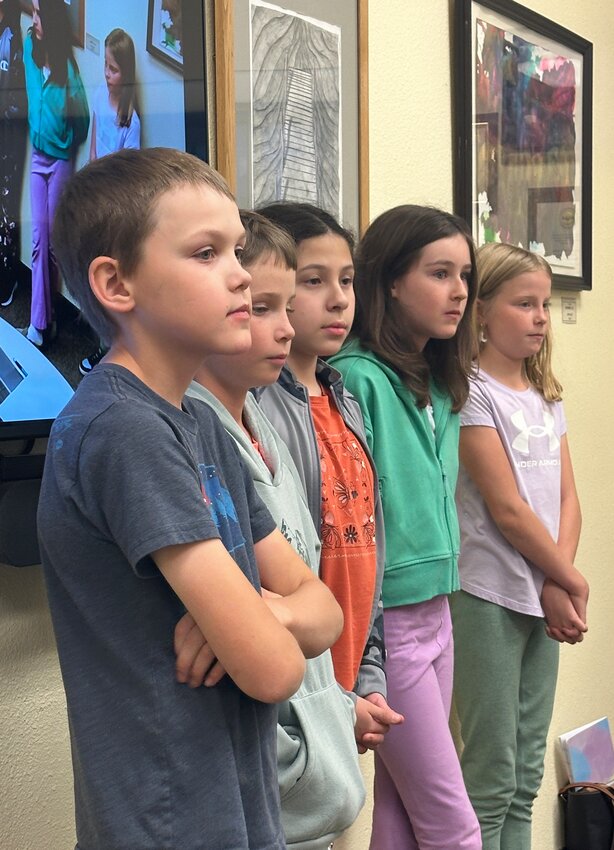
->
[105, 341, 195, 408]
[478, 347, 528, 391]
[193, 363, 248, 430]
[286, 352, 322, 396]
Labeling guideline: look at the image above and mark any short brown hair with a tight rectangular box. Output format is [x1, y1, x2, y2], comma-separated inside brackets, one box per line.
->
[239, 210, 296, 270]
[52, 147, 234, 344]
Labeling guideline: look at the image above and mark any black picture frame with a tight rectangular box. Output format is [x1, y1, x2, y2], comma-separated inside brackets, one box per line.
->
[146, 0, 183, 73]
[454, 0, 593, 290]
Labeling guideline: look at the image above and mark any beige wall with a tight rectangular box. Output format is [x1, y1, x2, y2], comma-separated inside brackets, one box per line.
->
[338, 2, 614, 849]
[1, 2, 612, 849]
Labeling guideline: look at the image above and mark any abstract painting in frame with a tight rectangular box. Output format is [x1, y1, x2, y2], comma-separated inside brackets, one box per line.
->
[222, 0, 369, 235]
[454, 0, 593, 290]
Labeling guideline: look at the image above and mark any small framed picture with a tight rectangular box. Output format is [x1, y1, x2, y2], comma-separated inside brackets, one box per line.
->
[146, 0, 183, 72]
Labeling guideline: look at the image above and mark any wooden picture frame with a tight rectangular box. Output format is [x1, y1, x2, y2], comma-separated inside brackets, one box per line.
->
[454, 0, 593, 290]
[213, 0, 369, 234]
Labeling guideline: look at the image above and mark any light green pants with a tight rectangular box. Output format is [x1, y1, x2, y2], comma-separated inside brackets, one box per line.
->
[451, 591, 559, 850]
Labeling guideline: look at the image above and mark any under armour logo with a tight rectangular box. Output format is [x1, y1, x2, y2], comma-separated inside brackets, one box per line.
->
[0, 60, 9, 73]
[510, 409, 559, 454]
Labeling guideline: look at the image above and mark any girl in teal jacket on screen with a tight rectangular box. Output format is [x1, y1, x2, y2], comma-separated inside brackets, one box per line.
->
[22, 0, 89, 347]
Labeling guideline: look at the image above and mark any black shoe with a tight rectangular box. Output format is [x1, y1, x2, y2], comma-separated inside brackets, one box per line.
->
[0, 279, 18, 308]
[79, 345, 106, 376]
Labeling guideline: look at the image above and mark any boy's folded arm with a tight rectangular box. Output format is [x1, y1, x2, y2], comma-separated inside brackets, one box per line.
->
[254, 529, 344, 658]
[154, 537, 306, 703]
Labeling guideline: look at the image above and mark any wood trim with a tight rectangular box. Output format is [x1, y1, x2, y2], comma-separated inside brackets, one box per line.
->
[358, 0, 370, 234]
[213, 0, 236, 192]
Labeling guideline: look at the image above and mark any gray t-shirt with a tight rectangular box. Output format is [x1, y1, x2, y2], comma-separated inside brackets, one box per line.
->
[456, 370, 566, 617]
[38, 364, 283, 850]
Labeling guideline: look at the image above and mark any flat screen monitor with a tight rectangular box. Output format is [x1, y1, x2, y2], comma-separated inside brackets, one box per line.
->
[0, 0, 209, 440]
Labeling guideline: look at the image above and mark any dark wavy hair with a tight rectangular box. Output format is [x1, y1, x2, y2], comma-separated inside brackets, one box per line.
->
[256, 202, 355, 254]
[352, 205, 477, 412]
[31, 0, 80, 86]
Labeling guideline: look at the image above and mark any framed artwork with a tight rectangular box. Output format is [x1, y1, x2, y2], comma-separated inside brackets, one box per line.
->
[214, 0, 369, 234]
[146, 0, 183, 72]
[454, 0, 593, 290]
[20, 0, 85, 47]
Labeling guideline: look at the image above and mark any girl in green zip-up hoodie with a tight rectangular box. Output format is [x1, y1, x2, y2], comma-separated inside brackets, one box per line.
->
[330, 205, 482, 850]
[23, 0, 89, 347]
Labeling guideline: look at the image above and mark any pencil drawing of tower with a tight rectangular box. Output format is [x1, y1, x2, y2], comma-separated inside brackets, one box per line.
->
[281, 67, 318, 203]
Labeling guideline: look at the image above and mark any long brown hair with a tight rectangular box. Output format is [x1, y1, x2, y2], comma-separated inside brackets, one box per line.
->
[352, 205, 477, 411]
[105, 28, 138, 128]
[476, 242, 562, 400]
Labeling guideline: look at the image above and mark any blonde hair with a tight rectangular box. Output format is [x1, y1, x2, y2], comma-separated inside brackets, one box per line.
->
[476, 242, 562, 401]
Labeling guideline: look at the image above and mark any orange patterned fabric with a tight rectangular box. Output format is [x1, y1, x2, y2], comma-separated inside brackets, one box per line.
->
[310, 391, 377, 690]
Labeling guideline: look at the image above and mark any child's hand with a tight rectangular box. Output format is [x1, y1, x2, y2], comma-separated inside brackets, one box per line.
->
[567, 571, 590, 626]
[541, 579, 587, 644]
[174, 611, 227, 687]
[354, 693, 404, 753]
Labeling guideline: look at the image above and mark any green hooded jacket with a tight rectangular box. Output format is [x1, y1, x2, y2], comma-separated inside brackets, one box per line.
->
[330, 341, 461, 607]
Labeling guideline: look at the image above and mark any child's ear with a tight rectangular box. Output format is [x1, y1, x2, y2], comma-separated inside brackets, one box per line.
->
[89, 257, 135, 316]
[476, 298, 486, 324]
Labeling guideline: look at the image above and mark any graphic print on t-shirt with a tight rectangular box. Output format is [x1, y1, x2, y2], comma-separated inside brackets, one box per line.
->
[510, 408, 560, 454]
[310, 391, 377, 690]
[198, 463, 246, 555]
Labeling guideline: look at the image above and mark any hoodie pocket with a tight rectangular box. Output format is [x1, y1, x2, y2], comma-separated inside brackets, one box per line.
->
[277, 657, 365, 845]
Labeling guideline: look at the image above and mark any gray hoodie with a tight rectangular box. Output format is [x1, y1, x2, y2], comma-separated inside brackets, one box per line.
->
[186, 384, 365, 850]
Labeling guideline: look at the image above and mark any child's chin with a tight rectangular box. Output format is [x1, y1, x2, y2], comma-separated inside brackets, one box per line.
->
[320, 339, 346, 357]
[225, 334, 252, 355]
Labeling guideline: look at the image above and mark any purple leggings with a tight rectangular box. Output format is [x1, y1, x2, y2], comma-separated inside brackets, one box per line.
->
[30, 149, 74, 331]
[369, 597, 482, 850]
